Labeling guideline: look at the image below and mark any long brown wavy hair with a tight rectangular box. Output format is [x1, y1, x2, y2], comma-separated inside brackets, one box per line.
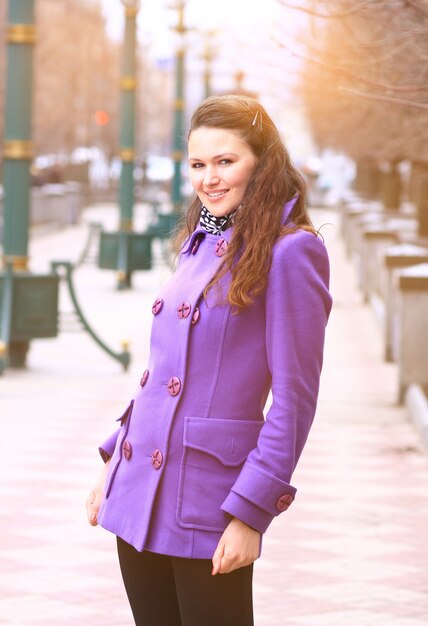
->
[175, 94, 314, 311]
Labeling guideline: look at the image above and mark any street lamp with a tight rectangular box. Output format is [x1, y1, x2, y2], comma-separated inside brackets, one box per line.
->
[0, 0, 60, 372]
[171, 1, 187, 215]
[0, 1, 131, 373]
[98, 0, 153, 289]
[202, 30, 217, 100]
[118, 0, 140, 288]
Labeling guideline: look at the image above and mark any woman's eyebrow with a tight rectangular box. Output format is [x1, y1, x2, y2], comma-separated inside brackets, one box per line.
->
[188, 153, 239, 161]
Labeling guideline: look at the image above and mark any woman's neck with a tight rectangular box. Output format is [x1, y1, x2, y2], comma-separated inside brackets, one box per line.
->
[199, 205, 238, 235]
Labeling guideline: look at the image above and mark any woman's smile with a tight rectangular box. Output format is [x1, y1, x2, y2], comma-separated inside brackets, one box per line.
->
[204, 189, 229, 200]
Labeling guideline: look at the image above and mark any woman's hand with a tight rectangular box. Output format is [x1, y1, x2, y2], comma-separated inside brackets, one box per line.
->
[86, 460, 111, 526]
[212, 517, 261, 575]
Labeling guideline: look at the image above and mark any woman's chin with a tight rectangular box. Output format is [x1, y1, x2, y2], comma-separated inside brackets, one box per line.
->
[205, 203, 237, 218]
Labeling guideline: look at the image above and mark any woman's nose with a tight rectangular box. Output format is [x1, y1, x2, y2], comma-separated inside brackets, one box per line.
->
[204, 168, 220, 186]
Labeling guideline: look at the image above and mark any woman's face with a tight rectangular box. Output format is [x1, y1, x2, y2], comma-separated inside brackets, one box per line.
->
[188, 126, 257, 218]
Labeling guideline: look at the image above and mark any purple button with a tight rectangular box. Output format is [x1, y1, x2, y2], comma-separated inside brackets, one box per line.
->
[152, 298, 164, 315]
[191, 307, 200, 325]
[276, 494, 294, 512]
[177, 301, 191, 319]
[215, 238, 228, 257]
[140, 369, 149, 387]
[152, 449, 163, 469]
[123, 441, 132, 461]
[167, 376, 181, 396]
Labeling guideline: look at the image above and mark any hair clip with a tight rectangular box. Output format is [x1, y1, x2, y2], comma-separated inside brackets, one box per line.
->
[251, 110, 262, 130]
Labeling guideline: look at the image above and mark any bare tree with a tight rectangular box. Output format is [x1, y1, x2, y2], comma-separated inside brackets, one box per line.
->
[282, 0, 428, 163]
[0, 0, 175, 173]
[34, 0, 121, 159]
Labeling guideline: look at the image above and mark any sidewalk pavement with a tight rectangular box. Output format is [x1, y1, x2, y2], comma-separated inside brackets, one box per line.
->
[1, 203, 427, 626]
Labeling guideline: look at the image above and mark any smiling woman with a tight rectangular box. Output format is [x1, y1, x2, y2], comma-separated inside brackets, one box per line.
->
[87, 94, 332, 626]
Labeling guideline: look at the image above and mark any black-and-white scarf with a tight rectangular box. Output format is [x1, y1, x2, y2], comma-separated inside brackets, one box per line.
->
[199, 205, 237, 235]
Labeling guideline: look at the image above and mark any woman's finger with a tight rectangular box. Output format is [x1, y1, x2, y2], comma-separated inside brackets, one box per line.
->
[86, 490, 99, 526]
[211, 542, 225, 575]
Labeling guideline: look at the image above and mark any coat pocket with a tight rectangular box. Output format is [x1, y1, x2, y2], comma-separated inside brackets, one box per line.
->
[176, 416, 264, 532]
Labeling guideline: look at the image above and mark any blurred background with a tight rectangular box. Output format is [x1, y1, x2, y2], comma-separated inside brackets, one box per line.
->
[1, 3, 428, 625]
[1, 0, 427, 211]
[1, 0, 427, 365]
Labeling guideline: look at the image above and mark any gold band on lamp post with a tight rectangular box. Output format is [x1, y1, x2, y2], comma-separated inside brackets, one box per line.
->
[174, 99, 185, 111]
[125, 6, 139, 18]
[120, 218, 133, 231]
[119, 148, 135, 162]
[172, 150, 183, 161]
[2, 255, 29, 271]
[121, 76, 137, 91]
[120, 338, 130, 351]
[3, 140, 33, 160]
[6, 24, 37, 44]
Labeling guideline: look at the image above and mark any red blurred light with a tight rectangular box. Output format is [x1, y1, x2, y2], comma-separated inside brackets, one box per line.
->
[95, 110, 109, 126]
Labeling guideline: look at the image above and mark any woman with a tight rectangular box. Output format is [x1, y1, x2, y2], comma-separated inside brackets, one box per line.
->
[87, 94, 332, 626]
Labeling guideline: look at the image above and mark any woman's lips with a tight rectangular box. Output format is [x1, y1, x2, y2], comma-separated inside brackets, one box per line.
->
[205, 190, 229, 200]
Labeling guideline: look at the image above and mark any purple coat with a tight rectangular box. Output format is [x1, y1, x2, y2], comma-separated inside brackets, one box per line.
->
[97, 198, 332, 559]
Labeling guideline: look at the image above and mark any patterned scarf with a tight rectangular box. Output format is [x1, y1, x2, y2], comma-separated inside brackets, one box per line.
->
[199, 205, 238, 235]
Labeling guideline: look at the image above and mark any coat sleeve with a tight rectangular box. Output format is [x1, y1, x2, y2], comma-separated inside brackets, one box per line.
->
[221, 230, 332, 533]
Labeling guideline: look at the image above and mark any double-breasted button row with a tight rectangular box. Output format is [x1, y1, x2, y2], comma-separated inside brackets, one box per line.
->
[188, 233, 228, 257]
[123, 441, 163, 469]
[140, 370, 183, 397]
[152, 297, 200, 325]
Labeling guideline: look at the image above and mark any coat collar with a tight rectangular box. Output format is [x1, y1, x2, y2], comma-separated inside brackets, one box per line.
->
[182, 195, 299, 255]
[282, 194, 298, 225]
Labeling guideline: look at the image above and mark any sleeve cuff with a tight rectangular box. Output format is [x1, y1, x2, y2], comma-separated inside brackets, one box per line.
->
[221, 492, 274, 534]
[98, 428, 120, 462]
[223, 461, 297, 526]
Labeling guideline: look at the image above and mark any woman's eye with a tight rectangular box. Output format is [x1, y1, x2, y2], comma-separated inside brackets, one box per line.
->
[191, 162, 204, 169]
[219, 159, 232, 165]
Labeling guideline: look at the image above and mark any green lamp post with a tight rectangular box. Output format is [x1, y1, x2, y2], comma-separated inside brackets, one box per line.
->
[0, 0, 59, 371]
[118, 0, 139, 289]
[2, 2, 34, 270]
[202, 30, 216, 100]
[98, 0, 152, 289]
[171, 1, 186, 215]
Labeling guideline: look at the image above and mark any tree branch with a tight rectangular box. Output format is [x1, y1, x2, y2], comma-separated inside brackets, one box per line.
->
[276, 0, 385, 19]
[276, 40, 428, 92]
[339, 86, 428, 110]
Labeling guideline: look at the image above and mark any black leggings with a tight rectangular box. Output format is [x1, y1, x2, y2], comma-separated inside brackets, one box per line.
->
[117, 537, 254, 626]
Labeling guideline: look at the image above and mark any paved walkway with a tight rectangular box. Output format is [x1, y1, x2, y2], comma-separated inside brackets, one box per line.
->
[1, 204, 427, 625]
